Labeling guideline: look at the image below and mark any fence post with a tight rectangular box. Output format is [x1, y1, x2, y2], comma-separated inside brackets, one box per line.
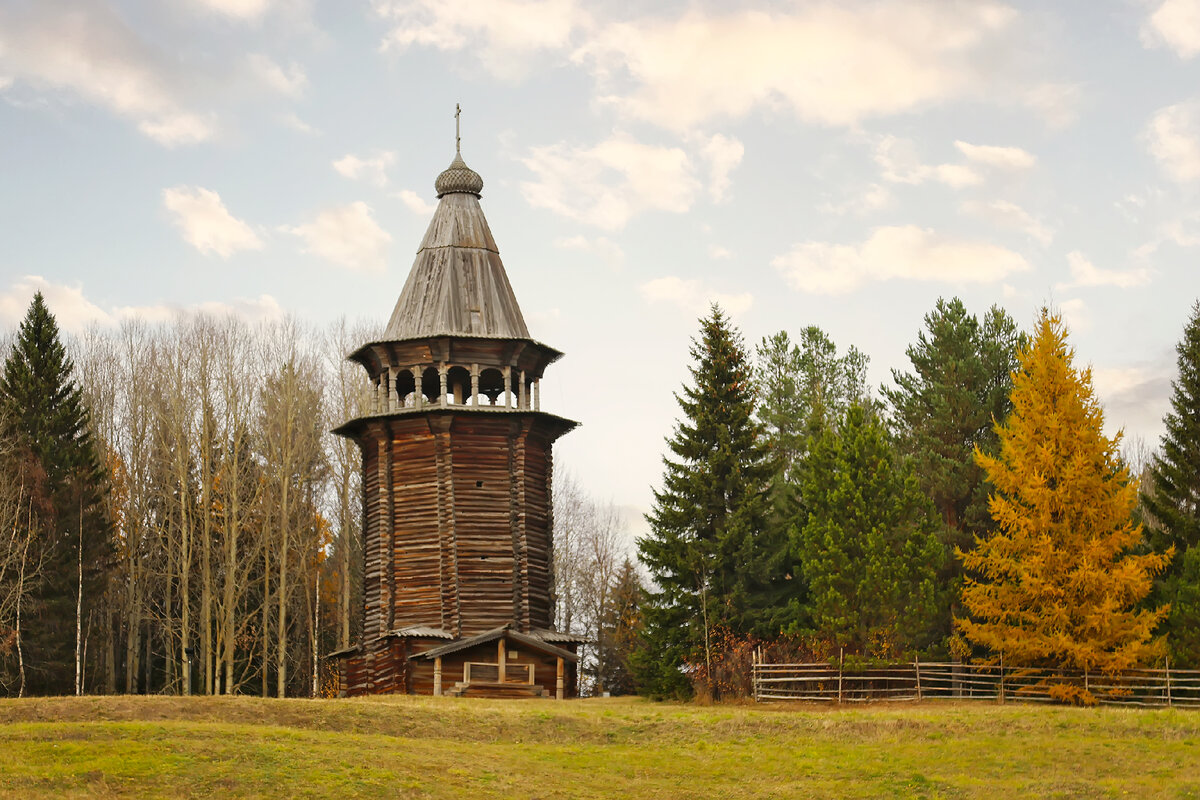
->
[751, 647, 759, 702]
[838, 647, 844, 705]
[998, 652, 1005, 704]
[1167, 656, 1172, 708]
[914, 657, 922, 701]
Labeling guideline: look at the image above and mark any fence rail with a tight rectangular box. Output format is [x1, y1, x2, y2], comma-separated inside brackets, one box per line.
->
[752, 657, 1200, 708]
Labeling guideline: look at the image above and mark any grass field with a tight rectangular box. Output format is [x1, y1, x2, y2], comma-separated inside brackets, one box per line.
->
[0, 694, 1197, 799]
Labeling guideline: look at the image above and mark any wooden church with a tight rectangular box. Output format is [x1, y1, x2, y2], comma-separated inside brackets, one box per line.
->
[330, 117, 582, 698]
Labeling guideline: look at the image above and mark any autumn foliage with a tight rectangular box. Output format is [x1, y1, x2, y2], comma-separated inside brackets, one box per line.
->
[959, 309, 1170, 674]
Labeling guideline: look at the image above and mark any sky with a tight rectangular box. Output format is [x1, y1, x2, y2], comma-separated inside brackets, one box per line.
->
[3, 0, 1200, 541]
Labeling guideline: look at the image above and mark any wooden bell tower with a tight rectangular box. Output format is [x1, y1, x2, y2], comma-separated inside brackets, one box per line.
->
[331, 113, 581, 697]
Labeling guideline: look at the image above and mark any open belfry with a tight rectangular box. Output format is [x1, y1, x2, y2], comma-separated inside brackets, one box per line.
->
[330, 110, 582, 698]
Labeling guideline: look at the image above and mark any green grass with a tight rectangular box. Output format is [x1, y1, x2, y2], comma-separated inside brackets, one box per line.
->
[0, 695, 1197, 798]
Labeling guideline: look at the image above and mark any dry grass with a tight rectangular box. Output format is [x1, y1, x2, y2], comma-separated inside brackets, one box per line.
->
[0, 694, 1197, 798]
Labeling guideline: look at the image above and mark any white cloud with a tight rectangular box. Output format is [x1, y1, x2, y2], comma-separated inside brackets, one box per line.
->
[281, 112, 318, 135]
[375, 0, 587, 80]
[954, 140, 1036, 170]
[772, 225, 1030, 294]
[1058, 297, 1089, 331]
[191, 0, 272, 21]
[554, 234, 625, 267]
[248, 53, 306, 96]
[874, 136, 981, 188]
[520, 133, 702, 229]
[284, 202, 392, 272]
[1146, 101, 1200, 181]
[396, 189, 437, 216]
[708, 244, 732, 260]
[1057, 251, 1151, 289]
[962, 199, 1053, 245]
[162, 186, 263, 258]
[820, 183, 892, 216]
[0, 276, 113, 332]
[334, 151, 396, 187]
[574, 3, 1017, 131]
[1023, 82, 1080, 129]
[639, 276, 753, 316]
[0, 2, 214, 146]
[694, 133, 744, 201]
[0, 276, 286, 332]
[1142, 0, 1200, 58]
[0, 76, 12, 91]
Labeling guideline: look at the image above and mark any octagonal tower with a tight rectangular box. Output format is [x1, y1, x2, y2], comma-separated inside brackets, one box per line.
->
[331, 123, 580, 698]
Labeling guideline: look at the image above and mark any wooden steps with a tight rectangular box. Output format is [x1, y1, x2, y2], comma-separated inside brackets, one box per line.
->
[448, 681, 546, 699]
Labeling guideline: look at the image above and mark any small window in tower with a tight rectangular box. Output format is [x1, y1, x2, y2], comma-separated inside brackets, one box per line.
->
[476, 480, 484, 488]
[470, 308, 482, 331]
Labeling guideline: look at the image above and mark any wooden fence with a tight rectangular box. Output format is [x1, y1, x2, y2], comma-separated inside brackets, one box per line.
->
[752, 654, 1200, 708]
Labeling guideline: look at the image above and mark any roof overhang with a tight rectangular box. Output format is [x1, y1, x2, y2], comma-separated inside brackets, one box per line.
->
[418, 626, 579, 663]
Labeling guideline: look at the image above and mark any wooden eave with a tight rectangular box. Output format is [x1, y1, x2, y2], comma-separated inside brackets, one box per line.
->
[418, 626, 579, 663]
[331, 406, 579, 440]
[348, 336, 563, 380]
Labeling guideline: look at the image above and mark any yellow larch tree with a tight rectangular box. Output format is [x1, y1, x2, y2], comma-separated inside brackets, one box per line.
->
[959, 309, 1171, 674]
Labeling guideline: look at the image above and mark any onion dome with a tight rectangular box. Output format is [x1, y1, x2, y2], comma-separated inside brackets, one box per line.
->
[435, 151, 484, 198]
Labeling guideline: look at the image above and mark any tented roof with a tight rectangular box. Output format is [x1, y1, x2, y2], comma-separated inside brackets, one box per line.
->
[383, 153, 530, 341]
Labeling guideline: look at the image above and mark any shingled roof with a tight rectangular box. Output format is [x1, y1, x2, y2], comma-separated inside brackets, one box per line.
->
[382, 150, 530, 341]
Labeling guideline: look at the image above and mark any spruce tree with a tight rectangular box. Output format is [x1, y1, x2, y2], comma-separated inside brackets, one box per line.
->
[960, 309, 1168, 673]
[796, 404, 944, 654]
[0, 292, 112, 694]
[635, 306, 779, 698]
[1143, 300, 1200, 666]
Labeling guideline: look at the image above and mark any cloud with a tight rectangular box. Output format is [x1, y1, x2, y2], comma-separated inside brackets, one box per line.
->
[333, 151, 396, 187]
[0, 276, 113, 333]
[639, 276, 753, 316]
[281, 112, 318, 135]
[284, 202, 392, 271]
[694, 133, 744, 201]
[1022, 82, 1080, 129]
[1146, 101, 1200, 181]
[554, 234, 625, 267]
[1058, 297, 1089, 331]
[708, 244, 732, 260]
[520, 133, 702, 229]
[162, 186, 264, 258]
[248, 53, 306, 96]
[773, 225, 1030, 294]
[820, 183, 892, 216]
[874, 136, 981, 188]
[191, 0, 273, 20]
[0, 2, 215, 146]
[1057, 251, 1151, 289]
[962, 199, 1053, 245]
[574, 3, 1017, 131]
[396, 189, 437, 215]
[0, 276, 284, 333]
[1092, 361, 1175, 441]
[954, 140, 1036, 170]
[374, 0, 587, 80]
[1142, 0, 1200, 58]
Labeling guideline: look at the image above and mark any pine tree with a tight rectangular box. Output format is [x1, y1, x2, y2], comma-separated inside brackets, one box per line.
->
[885, 298, 1023, 646]
[796, 404, 944, 655]
[886, 298, 1023, 545]
[635, 306, 779, 698]
[0, 292, 112, 694]
[960, 309, 1169, 673]
[1143, 300, 1200, 666]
